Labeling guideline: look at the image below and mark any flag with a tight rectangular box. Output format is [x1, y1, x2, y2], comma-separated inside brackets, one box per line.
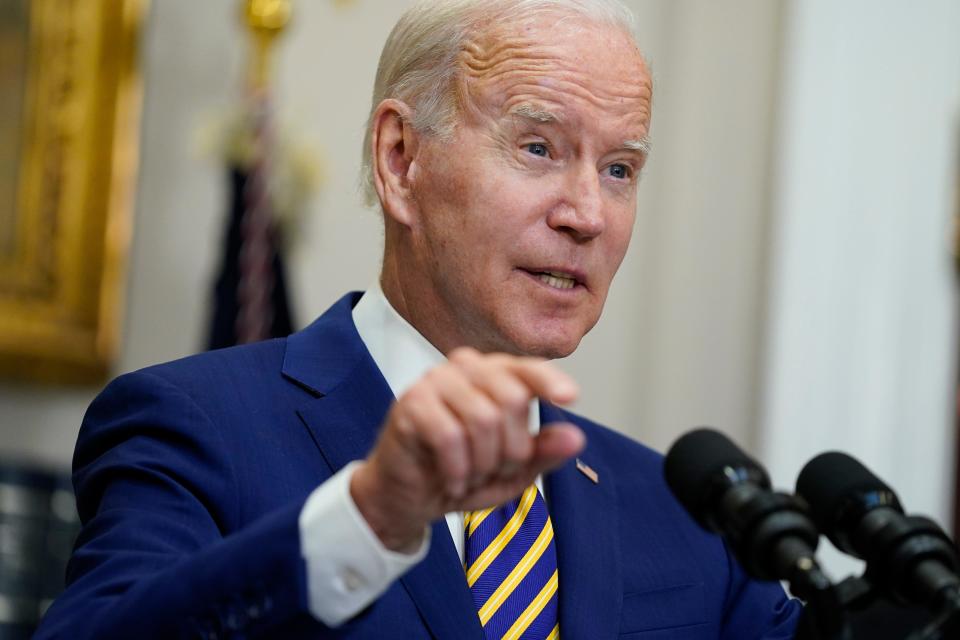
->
[207, 94, 294, 350]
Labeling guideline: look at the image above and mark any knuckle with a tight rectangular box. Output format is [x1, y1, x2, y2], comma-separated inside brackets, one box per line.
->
[487, 353, 514, 368]
[398, 395, 426, 423]
[505, 437, 534, 463]
[499, 384, 530, 413]
[449, 346, 477, 365]
[392, 411, 416, 438]
[427, 363, 464, 390]
[433, 424, 464, 451]
[423, 367, 447, 386]
[469, 402, 501, 432]
[401, 381, 430, 405]
[445, 465, 468, 483]
[395, 396, 435, 433]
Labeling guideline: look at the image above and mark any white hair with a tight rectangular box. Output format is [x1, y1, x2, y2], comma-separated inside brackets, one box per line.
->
[359, 0, 638, 207]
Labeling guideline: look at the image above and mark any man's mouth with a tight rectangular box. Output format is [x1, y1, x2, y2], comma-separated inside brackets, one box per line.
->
[537, 271, 577, 290]
[522, 269, 583, 291]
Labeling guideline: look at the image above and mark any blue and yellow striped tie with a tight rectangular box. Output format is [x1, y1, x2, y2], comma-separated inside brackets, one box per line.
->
[464, 486, 560, 640]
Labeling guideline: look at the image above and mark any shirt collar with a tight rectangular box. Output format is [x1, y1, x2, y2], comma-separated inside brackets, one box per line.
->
[351, 284, 540, 435]
[352, 283, 445, 400]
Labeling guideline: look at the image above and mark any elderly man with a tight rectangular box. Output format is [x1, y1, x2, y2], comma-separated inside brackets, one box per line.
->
[36, 0, 801, 638]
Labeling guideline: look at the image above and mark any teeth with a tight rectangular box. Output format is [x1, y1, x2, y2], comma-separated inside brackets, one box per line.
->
[537, 272, 577, 290]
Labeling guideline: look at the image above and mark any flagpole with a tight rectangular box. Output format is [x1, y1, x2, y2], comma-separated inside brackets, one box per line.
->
[206, 1, 296, 348]
[244, 0, 291, 91]
[953, 142, 960, 538]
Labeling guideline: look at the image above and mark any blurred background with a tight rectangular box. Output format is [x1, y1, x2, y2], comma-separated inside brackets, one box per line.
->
[0, 0, 958, 633]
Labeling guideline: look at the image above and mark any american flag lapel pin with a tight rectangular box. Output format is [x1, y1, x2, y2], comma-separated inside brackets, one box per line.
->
[576, 458, 599, 484]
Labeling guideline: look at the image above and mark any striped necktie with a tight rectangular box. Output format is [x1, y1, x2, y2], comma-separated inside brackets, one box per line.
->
[464, 485, 560, 640]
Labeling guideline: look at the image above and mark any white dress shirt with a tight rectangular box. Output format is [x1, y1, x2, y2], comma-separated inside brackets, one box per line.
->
[299, 286, 541, 626]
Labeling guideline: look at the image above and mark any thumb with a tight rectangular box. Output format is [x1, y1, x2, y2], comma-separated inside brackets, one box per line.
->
[527, 423, 585, 476]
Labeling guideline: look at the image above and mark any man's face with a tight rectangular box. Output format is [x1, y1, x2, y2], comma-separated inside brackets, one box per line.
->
[403, 14, 653, 358]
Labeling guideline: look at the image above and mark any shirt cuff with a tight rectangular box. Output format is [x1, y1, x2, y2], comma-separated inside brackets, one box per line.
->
[298, 461, 431, 627]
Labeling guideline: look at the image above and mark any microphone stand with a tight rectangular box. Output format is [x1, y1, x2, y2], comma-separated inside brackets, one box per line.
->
[795, 573, 960, 640]
[906, 587, 960, 640]
[794, 581, 851, 640]
[778, 538, 853, 640]
[908, 608, 960, 640]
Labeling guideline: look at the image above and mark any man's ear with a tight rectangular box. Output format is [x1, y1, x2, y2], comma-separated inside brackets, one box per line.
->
[371, 99, 422, 227]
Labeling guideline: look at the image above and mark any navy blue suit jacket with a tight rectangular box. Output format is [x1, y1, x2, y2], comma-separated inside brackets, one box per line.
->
[36, 293, 801, 639]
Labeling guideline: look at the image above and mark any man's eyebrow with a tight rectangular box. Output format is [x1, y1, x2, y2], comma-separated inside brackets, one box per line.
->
[622, 137, 652, 155]
[510, 103, 652, 154]
[509, 103, 560, 123]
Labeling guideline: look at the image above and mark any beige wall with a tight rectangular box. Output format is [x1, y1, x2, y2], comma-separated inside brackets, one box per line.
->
[0, 0, 787, 466]
[570, 0, 784, 452]
[761, 0, 960, 568]
[0, 0, 788, 469]
[0, 1, 834, 473]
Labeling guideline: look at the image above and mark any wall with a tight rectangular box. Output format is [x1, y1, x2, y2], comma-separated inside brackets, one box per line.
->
[0, 0, 787, 469]
[576, 0, 784, 452]
[760, 0, 960, 571]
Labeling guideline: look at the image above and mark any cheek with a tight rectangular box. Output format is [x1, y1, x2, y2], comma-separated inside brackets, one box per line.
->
[601, 212, 636, 272]
[612, 217, 635, 257]
[459, 177, 542, 245]
[483, 175, 562, 234]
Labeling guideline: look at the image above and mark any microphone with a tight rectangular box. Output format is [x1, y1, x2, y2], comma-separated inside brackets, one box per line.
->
[664, 428, 829, 595]
[796, 451, 960, 612]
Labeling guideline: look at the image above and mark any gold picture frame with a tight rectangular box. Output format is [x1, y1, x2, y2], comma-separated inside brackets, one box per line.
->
[0, 0, 145, 384]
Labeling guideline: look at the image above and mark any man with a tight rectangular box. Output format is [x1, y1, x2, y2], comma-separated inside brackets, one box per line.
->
[36, 0, 801, 638]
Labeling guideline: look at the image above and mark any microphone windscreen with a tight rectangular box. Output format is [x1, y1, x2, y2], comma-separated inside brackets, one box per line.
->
[664, 428, 768, 518]
[795, 451, 900, 531]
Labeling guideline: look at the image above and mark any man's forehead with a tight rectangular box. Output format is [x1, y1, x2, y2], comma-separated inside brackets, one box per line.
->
[459, 13, 652, 126]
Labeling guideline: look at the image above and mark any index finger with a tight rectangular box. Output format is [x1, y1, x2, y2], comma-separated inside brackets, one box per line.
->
[498, 356, 579, 406]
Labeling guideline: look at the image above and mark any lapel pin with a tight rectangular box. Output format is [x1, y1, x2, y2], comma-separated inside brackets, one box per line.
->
[576, 458, 599, 484]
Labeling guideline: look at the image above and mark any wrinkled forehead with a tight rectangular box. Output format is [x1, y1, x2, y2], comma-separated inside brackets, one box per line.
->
[455, 9, 652, 128]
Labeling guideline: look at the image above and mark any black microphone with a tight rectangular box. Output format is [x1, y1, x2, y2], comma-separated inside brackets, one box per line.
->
[796, 452, 960, 612]
[664, 428, 830, 597]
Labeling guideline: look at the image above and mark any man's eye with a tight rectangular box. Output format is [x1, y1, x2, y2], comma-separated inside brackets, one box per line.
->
[525, 143, 549, 157]
[607, 163, 631, 180]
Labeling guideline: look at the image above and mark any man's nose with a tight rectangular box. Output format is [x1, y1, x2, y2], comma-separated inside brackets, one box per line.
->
[546, 165, 605, 241]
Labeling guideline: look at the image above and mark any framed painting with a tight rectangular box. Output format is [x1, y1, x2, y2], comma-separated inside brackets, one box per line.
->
[0, 0, 145, 384]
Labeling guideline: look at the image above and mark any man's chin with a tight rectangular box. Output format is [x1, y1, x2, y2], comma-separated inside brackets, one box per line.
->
[504, 328, 585, 360]
[466, 311, 593, 358]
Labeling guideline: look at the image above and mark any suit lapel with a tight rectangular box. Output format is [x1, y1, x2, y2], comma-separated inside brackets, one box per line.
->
[293, 359, 390, 478]
[283, 293, 390, 473]
[400, 523, 484, 639]
[282, 293, 480, 639]
[542, 402, 623, 640]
